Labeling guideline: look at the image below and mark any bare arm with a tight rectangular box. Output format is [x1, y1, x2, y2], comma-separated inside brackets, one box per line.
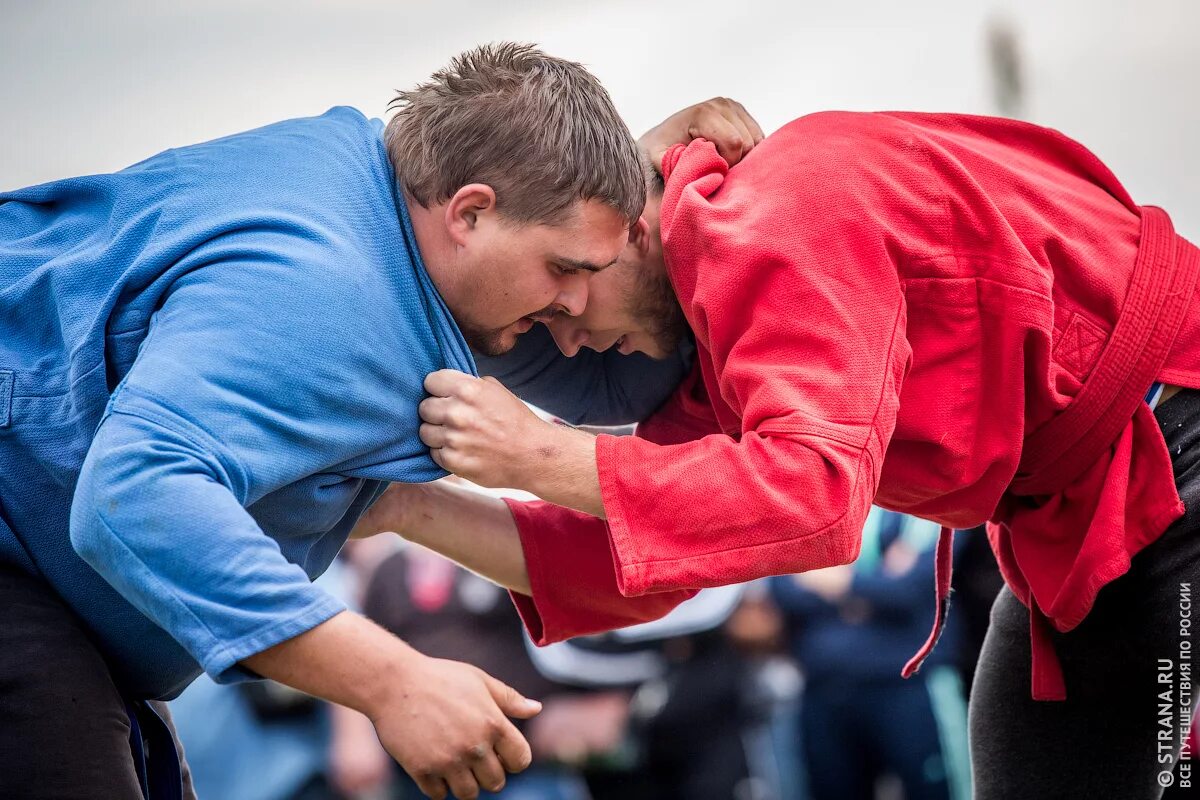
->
[353, 480, 534, 595]
[242, 608, 540, 800]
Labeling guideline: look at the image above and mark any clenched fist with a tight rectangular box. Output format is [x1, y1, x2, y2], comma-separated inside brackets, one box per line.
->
[419, 370, 604, 517]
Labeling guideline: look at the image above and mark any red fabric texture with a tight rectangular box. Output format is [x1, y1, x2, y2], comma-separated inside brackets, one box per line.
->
[509, 112, 1200, 700]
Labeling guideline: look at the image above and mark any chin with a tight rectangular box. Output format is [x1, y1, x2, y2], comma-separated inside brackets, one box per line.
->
[463, 326, 515, 357]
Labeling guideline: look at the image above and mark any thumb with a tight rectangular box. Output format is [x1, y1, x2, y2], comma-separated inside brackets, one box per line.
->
[485, 674, 542, 719]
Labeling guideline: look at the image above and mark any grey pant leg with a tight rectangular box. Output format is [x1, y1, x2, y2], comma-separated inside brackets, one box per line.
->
[969, 583, 1190, 800]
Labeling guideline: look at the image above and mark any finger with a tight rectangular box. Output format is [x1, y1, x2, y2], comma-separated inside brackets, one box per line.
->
[424, 369, 473, 398]
[726, 114, 756, 161]
[493, 718, 534, 774]
[420, 422, 450, 450]
[428, 446, 448, 471]
[690, 115, 744, 165]
[719, 102, 757, 157]
[419, 396, 457, 426]
[732, 100, 766, 143]
[467, 747, 507, 795]
[484, 674, 542, 720]
[413, 772, 449, 800]
[444, 765, 481, 800]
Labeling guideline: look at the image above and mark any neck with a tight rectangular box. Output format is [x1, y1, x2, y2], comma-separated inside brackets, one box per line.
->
[644, 192, 666, 271]
[403, 193, 456, 298]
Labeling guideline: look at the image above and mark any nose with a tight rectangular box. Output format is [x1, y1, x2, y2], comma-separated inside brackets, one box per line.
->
[547, 319, 589, 357]
[555, 272, 590, 318]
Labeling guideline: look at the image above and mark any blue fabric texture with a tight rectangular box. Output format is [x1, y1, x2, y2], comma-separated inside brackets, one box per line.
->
[0, 107, 475, 699]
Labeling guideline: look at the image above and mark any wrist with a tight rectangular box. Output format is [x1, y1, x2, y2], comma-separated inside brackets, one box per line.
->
[521, 424, 579, 496]
[368, 482, 436, 541]
[359, 636, 425, 722]
[525, 426, 600, 511]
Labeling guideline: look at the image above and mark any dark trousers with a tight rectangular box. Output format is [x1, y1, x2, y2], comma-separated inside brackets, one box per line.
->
[970, 389, 1200, 799]
[0, 563, 196, 800]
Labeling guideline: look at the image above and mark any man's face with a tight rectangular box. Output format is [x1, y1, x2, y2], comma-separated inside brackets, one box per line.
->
[544, 232, 686, 360]
[450, 199, 629, 356]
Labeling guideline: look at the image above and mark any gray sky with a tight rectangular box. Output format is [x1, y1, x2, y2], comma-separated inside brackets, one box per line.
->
[2, 0, 1197, 237]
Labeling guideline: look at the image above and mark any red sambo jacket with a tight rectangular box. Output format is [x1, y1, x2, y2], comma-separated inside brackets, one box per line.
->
[507, 112, 1200, 700]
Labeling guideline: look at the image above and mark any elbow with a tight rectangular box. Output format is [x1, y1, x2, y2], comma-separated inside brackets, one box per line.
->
[68, 454, 117, 569]
[832, 485, 873, 567]
[801, 480, 871, 571]
[833, 524, 863, 567]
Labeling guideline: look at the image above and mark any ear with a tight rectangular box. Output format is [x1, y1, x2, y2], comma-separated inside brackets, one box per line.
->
[628, 216, 652, 258]
[443, 184, 498, 246]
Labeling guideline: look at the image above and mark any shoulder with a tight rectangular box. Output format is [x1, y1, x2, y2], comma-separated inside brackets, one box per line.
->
[736, 111, 939, 198]
[167, 107, 391, 212]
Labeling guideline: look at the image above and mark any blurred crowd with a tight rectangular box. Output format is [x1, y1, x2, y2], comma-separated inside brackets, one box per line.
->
[171, 503, 1006, 800]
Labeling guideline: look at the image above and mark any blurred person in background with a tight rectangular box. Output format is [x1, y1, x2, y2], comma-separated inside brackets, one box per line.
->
[521, 584, 793, 800]
[769, 509, 971, 800]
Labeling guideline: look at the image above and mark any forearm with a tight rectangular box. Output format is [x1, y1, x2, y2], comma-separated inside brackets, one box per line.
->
[362, 481, 534, 594]
[241, 610, 418, 719]
[522, 425, 605, 520]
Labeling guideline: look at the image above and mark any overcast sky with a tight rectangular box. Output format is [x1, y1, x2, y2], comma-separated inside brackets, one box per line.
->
[3, 0, 1196, 237]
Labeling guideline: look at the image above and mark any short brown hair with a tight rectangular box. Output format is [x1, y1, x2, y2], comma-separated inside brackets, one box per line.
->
[385, 43, 645, 227]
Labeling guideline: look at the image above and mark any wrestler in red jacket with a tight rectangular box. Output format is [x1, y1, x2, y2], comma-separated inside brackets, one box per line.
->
[359, 108, 1200, 798]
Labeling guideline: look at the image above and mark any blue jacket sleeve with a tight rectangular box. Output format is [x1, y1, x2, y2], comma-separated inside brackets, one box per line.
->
[69, 244, 413, 684]
[474, 324, 693, 426]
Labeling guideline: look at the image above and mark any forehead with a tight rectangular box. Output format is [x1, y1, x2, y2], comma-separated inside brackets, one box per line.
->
[541, 200, 629, 266]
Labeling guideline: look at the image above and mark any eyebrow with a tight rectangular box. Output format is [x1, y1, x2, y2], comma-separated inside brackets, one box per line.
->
[553, 255, 620, 273]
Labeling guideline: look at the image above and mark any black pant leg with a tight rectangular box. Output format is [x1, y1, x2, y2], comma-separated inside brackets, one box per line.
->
[0, 563, 144, 800]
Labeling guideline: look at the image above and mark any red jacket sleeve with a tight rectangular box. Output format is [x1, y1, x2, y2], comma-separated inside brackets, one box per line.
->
[599, 137, 912, 597]
[507, 368, 716, 644]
